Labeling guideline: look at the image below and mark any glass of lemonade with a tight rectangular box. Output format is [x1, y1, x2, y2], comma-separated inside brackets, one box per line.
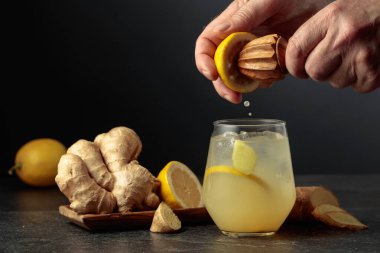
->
[202, 119, 296, 237]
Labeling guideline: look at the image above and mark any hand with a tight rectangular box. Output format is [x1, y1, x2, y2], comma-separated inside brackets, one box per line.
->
[286, 0, 380, 93]
[195, 0, 330, 103]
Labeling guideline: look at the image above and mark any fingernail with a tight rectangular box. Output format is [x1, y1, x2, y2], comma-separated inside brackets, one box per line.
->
[201, 68, 212, 80]
[223, 94, 234, 103]
[213, 23, 231, 32]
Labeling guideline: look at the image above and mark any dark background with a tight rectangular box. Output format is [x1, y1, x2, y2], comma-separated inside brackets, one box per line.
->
[1, 0, 379, 180]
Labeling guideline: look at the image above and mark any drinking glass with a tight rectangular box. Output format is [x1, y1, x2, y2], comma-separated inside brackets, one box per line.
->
[202, 119, 296, 237]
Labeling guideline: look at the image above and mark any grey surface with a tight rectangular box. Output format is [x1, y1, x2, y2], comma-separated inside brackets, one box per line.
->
[0, 174, 379, 253]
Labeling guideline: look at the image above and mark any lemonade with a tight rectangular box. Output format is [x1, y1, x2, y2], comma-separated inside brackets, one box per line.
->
[202, 119, 296, 236]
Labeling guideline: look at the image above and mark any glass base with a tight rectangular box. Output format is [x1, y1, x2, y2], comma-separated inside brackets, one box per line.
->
[221, 230, 275, 238]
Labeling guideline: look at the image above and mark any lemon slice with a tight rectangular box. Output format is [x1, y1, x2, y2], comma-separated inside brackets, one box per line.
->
[204, 165, 251, 179]
[157, 161, 203, 209]
[214, 32, 261, 93]
[232, 140, 257, 175]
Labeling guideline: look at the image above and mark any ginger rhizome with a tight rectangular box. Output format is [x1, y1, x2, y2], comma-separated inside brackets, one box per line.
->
[55, 154, 116, 214]
[289, 186, 339, 221]
[289, 186, 367, 230]
[55, 126, 160, 214]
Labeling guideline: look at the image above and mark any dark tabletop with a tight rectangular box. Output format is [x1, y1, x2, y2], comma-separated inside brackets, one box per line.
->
[0, 174, 379, 253]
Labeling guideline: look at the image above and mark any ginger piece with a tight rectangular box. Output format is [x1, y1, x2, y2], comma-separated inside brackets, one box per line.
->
[287, 186, 367, 230]
[55, 154, 116, 214]
[150, 202, 181, 233]
[94, 126, 142, 172]
[110, 160, 160, 212]
[67, 139, 114, 191]
[94, 127, 160, 213]
[56, 126, 160, 214]
[288, 186, 339, 221]
[312, 204, 368, 230]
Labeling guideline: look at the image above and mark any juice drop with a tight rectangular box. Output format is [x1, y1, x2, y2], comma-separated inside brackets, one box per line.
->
[243, 100, 252, 117]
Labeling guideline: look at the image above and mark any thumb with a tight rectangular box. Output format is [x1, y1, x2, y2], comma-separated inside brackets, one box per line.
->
[213, 0, 280, 35]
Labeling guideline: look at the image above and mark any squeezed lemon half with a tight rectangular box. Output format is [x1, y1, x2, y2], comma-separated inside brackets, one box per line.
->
[214, 32, 261, 93]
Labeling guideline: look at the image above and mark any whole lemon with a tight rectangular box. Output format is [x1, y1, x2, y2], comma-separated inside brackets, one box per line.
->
[10, 138, 67, 187]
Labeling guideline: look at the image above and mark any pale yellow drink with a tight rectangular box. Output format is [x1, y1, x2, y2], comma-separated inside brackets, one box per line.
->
[203, 131, 296, 235]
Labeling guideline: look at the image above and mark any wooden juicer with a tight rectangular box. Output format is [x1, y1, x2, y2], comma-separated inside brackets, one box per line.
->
[238, 34, 288, 86]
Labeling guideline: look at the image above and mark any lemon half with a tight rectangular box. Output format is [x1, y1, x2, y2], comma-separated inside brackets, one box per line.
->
[157, 161, 203, 209]
[214, 32, 261, 93]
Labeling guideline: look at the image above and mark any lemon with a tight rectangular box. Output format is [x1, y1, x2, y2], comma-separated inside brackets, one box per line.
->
[9, 138, 67, 187]
[214, 32, 261, 93]
[157, 161, 203, 209]
[204, 165, 252, 179]
[204, 166, 267, 191]
[232, 140, 257, 175]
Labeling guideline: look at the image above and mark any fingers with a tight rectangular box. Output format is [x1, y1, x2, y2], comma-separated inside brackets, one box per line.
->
[351, 44, 380, 93]
[304, 29, 342, 82]
[212, 78, 242, 104]
[215, 0, 282, 36]
[286, 1, 380, 94]
[286, 7, 331, 79]
[195, 1, 243, 81]
[195, 0, 283, 103]
[328, 45, 380, 93]
[195, 37, 218, 81]
[328, 59, 355, 90]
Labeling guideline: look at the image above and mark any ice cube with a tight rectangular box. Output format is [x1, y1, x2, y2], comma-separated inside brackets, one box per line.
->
[263, 131, 284, 140]
[222, 131, 240, 139]
[214, 132, 240, 149]
[239, 131, 249, 140]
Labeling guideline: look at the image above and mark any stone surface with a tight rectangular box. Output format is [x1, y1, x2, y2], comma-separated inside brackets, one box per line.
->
[0, 174, 379, 253]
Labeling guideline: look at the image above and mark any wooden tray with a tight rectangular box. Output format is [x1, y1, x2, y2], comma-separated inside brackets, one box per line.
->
[59, 205, 213, 231]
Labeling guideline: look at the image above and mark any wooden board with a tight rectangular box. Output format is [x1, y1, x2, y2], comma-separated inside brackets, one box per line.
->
[59, 205, 213, 232]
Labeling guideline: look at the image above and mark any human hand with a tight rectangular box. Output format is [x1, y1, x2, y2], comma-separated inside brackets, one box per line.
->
[286, 0, 380, 93]
[195, 0, 330, 103]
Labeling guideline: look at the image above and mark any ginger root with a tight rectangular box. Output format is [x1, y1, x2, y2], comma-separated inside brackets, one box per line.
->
[312, 204, 368, 230]
[56, 154, 116, 214]
[55, 126, 160, 214]
[288, 186, 367, 230]
[288, 186, 339, 221]
[150, 202, 181, 233]
[67, 139, 114, 191]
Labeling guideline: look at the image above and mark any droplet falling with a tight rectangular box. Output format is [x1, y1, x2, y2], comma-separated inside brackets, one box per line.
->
[243, 100, 252, 117]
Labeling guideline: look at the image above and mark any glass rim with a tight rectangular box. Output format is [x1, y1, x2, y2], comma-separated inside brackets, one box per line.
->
[213, 118, 286, 127]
